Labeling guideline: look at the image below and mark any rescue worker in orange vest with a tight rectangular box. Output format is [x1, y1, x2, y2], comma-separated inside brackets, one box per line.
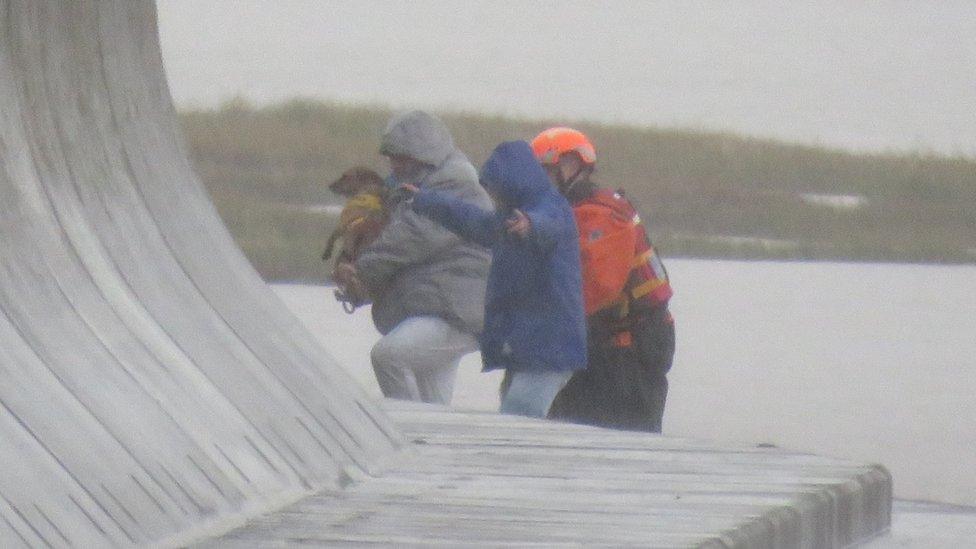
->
[531, 127, 676, 432]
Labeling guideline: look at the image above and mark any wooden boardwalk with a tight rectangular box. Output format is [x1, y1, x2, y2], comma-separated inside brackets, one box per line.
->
[202, 401, 891, 547]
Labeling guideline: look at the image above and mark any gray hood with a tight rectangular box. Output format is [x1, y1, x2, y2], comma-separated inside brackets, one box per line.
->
[379, 111, 455, 167]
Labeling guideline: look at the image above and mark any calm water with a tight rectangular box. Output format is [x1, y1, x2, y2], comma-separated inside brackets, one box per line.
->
[273, 258, 976, 507]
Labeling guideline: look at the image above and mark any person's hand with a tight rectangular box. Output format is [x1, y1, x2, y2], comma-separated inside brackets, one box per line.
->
[332, 261, 358, 286]
[342, 275, 369, 305]
[505, 209, 531, 238]
[390, 183, 419, 204]
[333, 262, 369, 303]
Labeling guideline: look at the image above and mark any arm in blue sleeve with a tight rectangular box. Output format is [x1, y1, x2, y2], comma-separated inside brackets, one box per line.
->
[413, 189, 499, 248]
[522, 205, 566, 254]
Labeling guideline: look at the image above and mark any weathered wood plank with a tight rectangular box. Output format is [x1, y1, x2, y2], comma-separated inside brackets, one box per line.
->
[201, 403, 891, 547]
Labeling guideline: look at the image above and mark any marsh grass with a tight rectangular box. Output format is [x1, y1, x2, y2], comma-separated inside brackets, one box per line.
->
[180, 98, 976, 282]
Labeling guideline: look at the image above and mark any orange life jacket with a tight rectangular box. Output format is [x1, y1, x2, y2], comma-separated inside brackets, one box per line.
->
[574, 189, 673, 318]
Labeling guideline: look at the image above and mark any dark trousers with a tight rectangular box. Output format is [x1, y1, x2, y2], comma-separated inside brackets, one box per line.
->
[548, 309, 675, 432]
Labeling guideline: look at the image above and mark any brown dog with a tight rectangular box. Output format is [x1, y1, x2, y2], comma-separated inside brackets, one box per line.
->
[323, 167, 387, 262]
[323, 167, 388, 310]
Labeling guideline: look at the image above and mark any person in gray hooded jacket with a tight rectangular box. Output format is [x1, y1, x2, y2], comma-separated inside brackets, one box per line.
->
[339, 111, 492, 404]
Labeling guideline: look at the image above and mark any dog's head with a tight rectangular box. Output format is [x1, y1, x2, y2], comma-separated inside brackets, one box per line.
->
[329, 167, 385, 197]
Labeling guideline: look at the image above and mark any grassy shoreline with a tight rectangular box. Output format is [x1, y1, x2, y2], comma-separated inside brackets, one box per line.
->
[179, 98, 976, 283]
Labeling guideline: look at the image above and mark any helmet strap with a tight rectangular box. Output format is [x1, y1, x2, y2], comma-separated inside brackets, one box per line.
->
[558, 164, 588, 196]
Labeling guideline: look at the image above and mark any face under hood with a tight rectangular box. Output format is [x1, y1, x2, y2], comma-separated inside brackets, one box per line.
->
[379, 110, 456, 168]
[480, 141, 554, 208]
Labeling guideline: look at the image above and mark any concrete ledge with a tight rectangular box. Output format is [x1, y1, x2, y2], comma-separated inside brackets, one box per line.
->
[0, 2, 398, 545]
[202, 401, 892, 548]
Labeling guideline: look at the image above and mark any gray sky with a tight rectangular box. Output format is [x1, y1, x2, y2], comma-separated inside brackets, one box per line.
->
[157, 1, 976, 156]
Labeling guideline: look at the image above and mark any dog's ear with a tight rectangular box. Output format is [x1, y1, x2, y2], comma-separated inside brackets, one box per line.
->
[345, 167, 383, 187]
[350, 168, 385, 190]
[357, 168, 384, 187]
[328, 174, 349, 194]
[330, 167, 385, 195]
[329, 167, 362, 194]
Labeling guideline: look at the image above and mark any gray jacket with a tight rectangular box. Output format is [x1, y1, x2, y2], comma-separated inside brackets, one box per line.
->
[357, 111, 492, 335]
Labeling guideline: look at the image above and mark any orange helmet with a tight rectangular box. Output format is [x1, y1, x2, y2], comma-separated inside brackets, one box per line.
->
[530, 127, 596, 166]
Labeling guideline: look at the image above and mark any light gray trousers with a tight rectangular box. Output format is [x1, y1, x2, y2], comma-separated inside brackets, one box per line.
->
[371, 316, 478, 404]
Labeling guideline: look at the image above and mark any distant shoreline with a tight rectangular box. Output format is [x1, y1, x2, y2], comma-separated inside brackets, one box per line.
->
[180, 98, 976, 283]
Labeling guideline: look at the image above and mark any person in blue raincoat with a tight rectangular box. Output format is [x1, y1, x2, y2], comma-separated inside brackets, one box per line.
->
[404, 140, 587, 417]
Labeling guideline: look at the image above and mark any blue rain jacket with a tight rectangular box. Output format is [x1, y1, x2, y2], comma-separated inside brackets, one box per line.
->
[412, 140, 586, 373]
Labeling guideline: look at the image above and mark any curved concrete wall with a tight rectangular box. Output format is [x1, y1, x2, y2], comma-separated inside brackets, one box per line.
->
[0, 1, 400, 546]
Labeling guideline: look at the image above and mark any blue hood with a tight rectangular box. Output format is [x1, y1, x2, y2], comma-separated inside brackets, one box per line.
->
[480, 141, 554, 208]
[410, 139, 587, 374]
